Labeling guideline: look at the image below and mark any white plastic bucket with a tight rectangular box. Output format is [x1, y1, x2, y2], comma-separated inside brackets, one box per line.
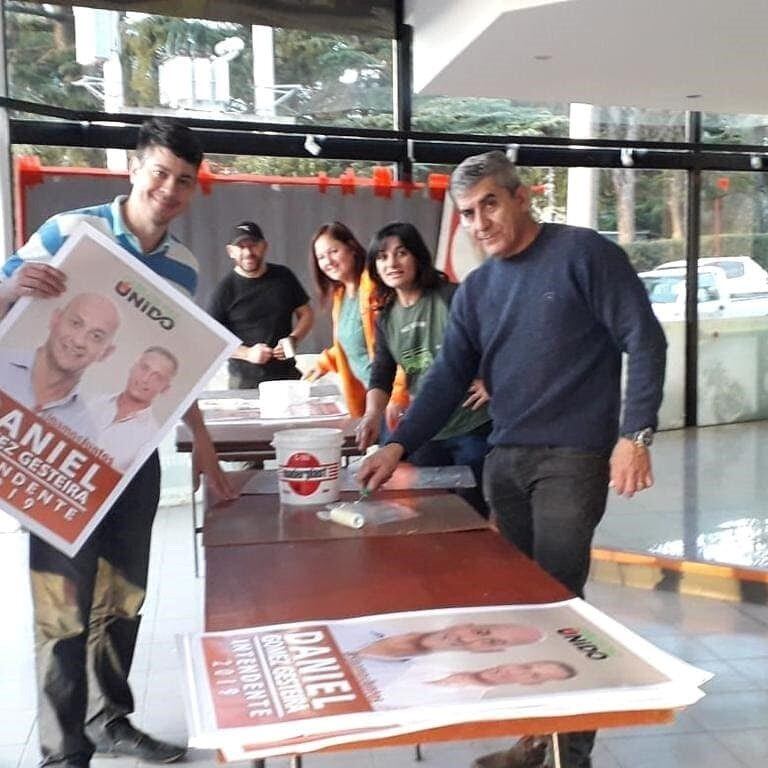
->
[272, 428, 344, 505]
[259, 379, 311, 419]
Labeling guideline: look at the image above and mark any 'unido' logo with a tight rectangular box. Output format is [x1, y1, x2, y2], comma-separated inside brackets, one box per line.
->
[557, 627, 611, 660]
[280, 451, 339, 496]
[114, 281, 176, 330]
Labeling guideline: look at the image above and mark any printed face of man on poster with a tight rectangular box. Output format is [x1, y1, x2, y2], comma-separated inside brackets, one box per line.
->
[357, 622, 544, 659]
[39, 292, 120, 402]
[44, 293, 120, 375]
[122, 347, 178, 413]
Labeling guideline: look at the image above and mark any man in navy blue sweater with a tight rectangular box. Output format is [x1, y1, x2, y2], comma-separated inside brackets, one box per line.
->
[358, 150, 666, 768]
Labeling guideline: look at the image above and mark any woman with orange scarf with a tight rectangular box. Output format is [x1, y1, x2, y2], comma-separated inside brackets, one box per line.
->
[305, 221, 407, 422]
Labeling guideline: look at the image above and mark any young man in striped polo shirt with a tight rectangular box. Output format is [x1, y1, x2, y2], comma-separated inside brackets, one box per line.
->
[0, 118, 236, 768]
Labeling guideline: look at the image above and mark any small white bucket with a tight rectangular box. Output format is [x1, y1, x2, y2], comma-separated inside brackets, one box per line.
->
[272, 428, 344, 505]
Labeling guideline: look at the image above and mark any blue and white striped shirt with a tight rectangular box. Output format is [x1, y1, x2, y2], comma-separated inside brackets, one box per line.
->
[2, 195, 199, 296]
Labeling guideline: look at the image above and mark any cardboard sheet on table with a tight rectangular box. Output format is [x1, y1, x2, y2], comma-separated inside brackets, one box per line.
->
[204, 487, 490, 547]
[242, 464, 476, 495]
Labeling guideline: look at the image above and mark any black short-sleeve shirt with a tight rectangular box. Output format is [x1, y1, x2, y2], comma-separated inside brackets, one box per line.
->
[208, 264, 310, 387]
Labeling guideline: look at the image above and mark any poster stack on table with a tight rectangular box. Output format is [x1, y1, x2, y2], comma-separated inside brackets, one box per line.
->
[0, 223, 239, 556]
[178, 599, 712, 761]
[197, 389, 348, 423]
[179, 385, 355, 448]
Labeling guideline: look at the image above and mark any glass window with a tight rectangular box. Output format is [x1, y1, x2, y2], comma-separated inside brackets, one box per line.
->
[5, 4, 394, 128]
[594, 168, 688, 429]
[702, 112, 768, 145]
[698, 170, 768, 427]
[593, 106, 686, 143]
[597, 169, 687, 263]
[411, 162, 452, 184]
[273, 29, 393, 128]
[411, 98, 685, 142]
[206, 154, 388, 178]
[12, 143, 390, 179]
[412, 96, 569, 137]
[11, 144, 107, 168]
[641, 273, 685, 304]
[6, 3, 101, 114]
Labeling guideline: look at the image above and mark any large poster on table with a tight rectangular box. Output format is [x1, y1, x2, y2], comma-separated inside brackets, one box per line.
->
[179, 598, 712, 758]
[0, 223, 239, 556]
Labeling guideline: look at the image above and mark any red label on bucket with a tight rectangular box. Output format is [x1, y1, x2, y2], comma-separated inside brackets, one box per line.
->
[281, 451, 340, 496]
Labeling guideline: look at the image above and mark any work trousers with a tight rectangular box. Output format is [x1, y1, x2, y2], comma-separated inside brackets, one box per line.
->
[30, 452, 161, 767]
[483, 444, 610, 768]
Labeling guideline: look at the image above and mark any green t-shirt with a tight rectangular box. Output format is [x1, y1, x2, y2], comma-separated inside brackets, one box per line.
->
[381, 288, 489, 440]
[338, 292, 372, 386]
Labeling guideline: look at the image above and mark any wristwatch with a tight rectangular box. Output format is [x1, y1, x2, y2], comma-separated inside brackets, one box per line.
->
[621, 427, 654, 448]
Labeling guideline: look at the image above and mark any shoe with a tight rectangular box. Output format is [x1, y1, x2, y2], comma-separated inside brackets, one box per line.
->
[88, 717, 186, 763]
[472, 736, 547, 768]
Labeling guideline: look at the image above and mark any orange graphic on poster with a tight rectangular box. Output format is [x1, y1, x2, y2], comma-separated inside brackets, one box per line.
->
[0, 392, 121, 543]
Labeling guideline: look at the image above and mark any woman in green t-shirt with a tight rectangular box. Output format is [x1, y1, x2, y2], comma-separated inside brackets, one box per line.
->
[357, 222, 491, 516]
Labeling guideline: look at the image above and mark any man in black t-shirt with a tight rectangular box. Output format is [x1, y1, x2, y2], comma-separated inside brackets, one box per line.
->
[209, 221, 314, 388]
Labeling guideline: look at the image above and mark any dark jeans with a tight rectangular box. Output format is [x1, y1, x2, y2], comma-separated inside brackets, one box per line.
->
[408, 421, 492, 517]
[30, 452, 161, 767]
[483, 444, 610, 768]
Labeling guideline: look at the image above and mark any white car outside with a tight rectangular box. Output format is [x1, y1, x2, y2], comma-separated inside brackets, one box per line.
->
[640, 266, 730, 321]
[640, 264, 768, 320]
[655, 256, 768, 296]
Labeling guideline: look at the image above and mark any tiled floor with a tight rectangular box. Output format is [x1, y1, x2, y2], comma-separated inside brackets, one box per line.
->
[598, 421, 768, 570]
[2, 422, 768, 767]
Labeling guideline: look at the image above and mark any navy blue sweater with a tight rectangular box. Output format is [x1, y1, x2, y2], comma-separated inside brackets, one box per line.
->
[390, 223, 667, 453]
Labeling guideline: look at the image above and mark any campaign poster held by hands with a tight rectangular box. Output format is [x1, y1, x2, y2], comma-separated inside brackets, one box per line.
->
[0, 223, 239, 556]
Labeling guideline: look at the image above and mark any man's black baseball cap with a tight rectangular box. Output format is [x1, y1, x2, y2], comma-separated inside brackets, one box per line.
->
[228, 221, 265, 245]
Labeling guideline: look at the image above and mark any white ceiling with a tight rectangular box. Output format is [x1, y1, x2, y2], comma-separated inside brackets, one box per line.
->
[407, 0, 768, 116]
